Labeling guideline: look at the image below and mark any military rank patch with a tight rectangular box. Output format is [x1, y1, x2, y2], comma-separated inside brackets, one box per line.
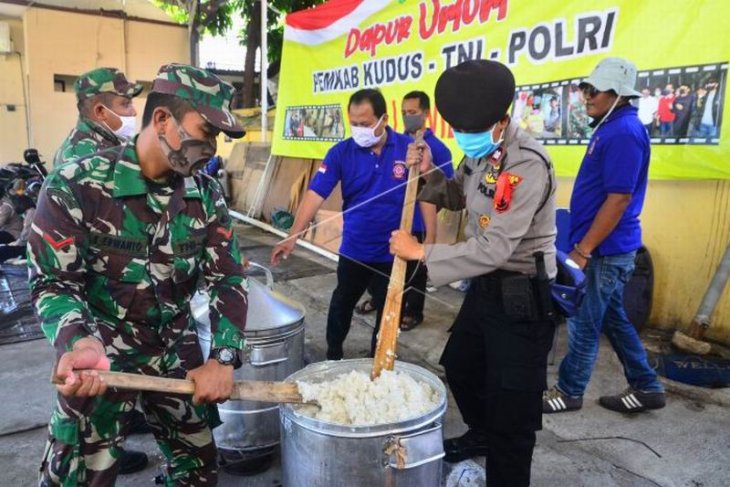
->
[43, 233, 74, 251]
[488, 147, 505, 166]
[216, 227, 234, 239]
[479, 215, 491, 229]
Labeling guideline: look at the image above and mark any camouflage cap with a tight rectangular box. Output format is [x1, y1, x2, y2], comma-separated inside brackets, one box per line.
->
[74, 67, 143, 102]
[151, 63, 245, 138]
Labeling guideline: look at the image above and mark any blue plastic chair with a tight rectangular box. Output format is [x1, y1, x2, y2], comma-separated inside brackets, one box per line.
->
[550, 208, 571, 365]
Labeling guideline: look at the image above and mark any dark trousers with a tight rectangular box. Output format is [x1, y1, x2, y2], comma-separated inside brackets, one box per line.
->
[326, 256, 392, 359]
[364, 232, 427, 320]
[0, 231, 15, 244]
[0, 245, 25, 262]
[403, 232, 427, 320]
[441, 271, 556, 487]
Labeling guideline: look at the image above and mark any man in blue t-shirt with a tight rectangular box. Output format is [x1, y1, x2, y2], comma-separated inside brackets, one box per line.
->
[357, 91, 454, 330]
[271, 89, 420, 359]
[543, 58, 666, 415]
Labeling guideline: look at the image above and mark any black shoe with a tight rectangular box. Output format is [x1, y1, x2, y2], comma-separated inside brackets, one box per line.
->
[543, 385, 583, 413]
[127, 409, 152, 435]
[443, 429, 488, 463]
[599, 388, 666, 413]
[118, 449, 148, 475]
[326, 347, 343, 360]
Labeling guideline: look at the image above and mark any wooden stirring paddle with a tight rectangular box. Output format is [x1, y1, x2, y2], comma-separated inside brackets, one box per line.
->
[51, 369, 310, 405]
[371, 131, 423, 379]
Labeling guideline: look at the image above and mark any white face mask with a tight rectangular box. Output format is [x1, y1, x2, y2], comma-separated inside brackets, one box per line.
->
[351, 115, 385, 147]
[102, 105, 137, 140]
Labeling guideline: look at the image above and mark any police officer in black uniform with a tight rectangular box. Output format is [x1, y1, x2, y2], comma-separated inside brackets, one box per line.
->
[390, 60, 557, 486]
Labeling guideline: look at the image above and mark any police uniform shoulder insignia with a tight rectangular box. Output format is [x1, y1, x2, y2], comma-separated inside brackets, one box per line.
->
[479, 214, 491, 229]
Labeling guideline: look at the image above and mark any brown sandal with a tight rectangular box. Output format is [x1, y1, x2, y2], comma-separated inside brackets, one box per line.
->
[355, 299, 376, 315]
[400, 316, 423, 331]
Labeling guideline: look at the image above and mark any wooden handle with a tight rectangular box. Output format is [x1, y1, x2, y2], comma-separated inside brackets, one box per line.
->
[52, 370, 308, 405]
[372, 131, 423, 379]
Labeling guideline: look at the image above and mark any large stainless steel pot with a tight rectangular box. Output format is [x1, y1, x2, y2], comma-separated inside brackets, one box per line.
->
[280, 359, 447, 487]
[192, 263, 306, 457]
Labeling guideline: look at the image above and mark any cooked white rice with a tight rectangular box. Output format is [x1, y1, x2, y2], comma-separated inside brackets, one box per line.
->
[295, 369, 440, 426]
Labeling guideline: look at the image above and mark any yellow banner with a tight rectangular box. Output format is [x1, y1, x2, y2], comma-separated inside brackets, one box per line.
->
[273, 0, 729, 179]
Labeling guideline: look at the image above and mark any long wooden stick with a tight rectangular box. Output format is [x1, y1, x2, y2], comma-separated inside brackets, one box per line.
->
[371, 132, 423, 379]
[51, 370, 308, 405]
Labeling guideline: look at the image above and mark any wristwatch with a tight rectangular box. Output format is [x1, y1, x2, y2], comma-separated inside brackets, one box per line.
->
[211, 347, 238, 367]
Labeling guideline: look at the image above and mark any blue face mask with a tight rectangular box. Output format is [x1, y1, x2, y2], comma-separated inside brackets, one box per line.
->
[453, 126, 503, 158]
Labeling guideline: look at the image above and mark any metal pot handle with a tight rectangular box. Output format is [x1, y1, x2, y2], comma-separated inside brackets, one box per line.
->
[247, 261, 274, 289]
[384, 423, 444, 470]
[245, 340, 289, 367]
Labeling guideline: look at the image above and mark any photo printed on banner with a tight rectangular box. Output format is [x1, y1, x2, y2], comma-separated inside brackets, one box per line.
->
[283, 105, 345, 142]
[512, 62, 726, 146]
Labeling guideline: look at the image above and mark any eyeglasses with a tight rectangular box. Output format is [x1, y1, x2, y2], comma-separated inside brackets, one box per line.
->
[581, 85, 601, 99]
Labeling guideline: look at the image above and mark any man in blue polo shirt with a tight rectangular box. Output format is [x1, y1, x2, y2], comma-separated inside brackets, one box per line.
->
[271, 88, 417, 359]
[543, 57, 666, 414]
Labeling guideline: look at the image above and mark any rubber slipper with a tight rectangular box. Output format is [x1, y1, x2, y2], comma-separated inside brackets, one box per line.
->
[354, 299, 376, 315]
[400, 316, 423, 331]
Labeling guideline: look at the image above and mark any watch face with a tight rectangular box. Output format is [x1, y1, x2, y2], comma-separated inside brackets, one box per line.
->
[219, 348, 234, 363]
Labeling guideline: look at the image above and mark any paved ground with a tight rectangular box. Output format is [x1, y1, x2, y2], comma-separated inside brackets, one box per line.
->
[1, 224, 729, 486]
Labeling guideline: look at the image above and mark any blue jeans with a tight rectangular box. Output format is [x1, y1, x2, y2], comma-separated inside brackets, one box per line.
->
[698, 123, 717, 137]
[659, 122, 674, 137]
[557, 252, 663, 397]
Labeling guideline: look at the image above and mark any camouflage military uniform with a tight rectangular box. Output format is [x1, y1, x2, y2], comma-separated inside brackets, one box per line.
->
[30, 65, 247, 486]
[53, 117, 123, 167]
[53, 67, 143, 167]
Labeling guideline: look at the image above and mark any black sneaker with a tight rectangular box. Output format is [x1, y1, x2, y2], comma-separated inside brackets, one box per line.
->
[543, 385, 583, 413]
[599, 388, 666, 413]
[118, 449, 148, 475]
[443, 429, 488, 463]
[127, 409, 152, 435]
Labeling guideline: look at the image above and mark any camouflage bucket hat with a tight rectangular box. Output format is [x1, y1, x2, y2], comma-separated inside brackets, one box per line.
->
[152, 63, 245, 139]
[74, 67, 144, 102]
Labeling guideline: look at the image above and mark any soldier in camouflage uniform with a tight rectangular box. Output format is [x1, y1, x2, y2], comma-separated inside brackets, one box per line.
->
[53, 67, 143, 167]
[30, 63, 247, 486]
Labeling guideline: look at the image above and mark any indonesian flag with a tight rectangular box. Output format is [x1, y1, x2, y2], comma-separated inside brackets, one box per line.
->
[285, 0, 390, 46]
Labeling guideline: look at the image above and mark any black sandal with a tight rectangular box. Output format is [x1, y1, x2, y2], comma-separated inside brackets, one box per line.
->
[355, 299, 376, 315]
[400, 316, 423, 331]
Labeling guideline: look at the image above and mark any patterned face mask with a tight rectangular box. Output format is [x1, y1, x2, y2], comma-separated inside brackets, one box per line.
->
[158, 113, 217, 177]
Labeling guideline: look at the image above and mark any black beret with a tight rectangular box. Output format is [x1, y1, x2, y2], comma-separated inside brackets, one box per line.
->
[435, 60, 516, 131]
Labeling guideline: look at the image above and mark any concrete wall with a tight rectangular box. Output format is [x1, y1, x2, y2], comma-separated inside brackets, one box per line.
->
[557, 178, 730, 343]
[0, 7, 188, 163]
[0, 17, 28, 162]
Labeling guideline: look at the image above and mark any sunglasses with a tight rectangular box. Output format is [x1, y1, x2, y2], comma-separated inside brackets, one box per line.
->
[581, 85, 601, 99]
